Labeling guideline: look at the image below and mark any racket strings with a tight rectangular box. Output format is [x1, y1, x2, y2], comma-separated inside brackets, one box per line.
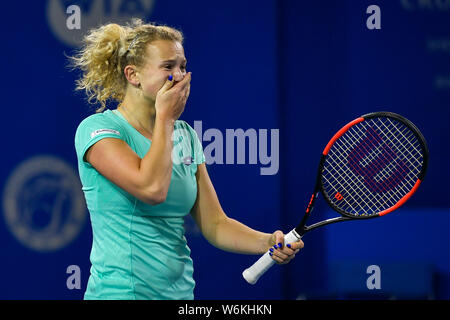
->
[330, 124, 408, 205]
[322, 117, 424, 216]
[340, 120, 419, 206]
[368, 120, 422, 190]
[346, 123, 413, 194]
[325, 150, 400, 216]
[372, 119, 422, 173]
[385, 118, 422, 155]
[322, 174, 369, 214]
[340, 118, 421, 209]
[330, 135, 406, 214]
[347, 129, 399, 192]
[325, 146, 397, 215]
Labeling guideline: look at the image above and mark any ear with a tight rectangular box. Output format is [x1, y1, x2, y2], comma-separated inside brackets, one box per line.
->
[123, 65, 140, 87]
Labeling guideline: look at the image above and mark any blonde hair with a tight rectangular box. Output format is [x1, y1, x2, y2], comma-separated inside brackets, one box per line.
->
[69, 19, 183, 112]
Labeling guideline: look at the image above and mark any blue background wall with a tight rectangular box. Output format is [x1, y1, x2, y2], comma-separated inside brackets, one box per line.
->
[0, 0, 448, 299]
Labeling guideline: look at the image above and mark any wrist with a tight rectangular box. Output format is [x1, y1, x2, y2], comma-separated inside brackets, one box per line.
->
[155, 113, 175, 127]
[261, 233, 274, 254]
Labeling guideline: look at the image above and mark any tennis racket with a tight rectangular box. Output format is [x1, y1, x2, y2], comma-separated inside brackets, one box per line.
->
[242, 111, 429, 284]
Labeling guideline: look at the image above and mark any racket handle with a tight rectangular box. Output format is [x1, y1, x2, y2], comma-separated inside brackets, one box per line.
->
[242, 229, 302, 284]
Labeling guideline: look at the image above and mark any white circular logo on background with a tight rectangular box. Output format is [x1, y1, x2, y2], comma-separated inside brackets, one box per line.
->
[2, 155, 86, 252]
[46, 0, 155, 47]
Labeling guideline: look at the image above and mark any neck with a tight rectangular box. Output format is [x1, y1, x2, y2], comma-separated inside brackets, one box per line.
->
[118, 91, 156, 136]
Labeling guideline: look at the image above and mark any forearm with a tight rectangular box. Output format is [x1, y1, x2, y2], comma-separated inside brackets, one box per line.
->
[139, 116, 175, 196]
[206, 216, 272, 255]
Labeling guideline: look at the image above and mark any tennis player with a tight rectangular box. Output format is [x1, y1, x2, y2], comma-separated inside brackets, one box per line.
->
[72, 19, 304, 300]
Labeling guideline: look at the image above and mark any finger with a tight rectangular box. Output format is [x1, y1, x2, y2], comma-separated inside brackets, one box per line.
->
[276, 254, 293, 265]
[286, 240, 304, 251]
[183, 83, 191, 100]
[278, 246, 295, 256]
[158, 74, 175, 94]
[270, 253, 285, 264]
[180, 84, 190, 105]
[276, 242, 302, 261]
[174, 72, 191, 90]
[273, 231, 284, 249]
[272, 247, 289, 260]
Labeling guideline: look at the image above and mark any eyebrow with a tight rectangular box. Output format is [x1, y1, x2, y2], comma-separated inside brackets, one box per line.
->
[160, 59, 187, 64]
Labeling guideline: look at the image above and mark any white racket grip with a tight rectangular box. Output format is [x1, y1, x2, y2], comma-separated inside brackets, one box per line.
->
[242, 229, 302, 284]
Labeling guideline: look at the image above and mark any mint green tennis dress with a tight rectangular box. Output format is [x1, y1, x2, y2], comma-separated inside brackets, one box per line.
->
[74, 109, 205, 300]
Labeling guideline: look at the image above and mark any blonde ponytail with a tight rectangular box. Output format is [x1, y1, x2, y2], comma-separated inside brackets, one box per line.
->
[69, 19, 183, 112]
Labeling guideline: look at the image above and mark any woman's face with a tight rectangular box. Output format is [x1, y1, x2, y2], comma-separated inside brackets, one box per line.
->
[137, 40, 187, 101]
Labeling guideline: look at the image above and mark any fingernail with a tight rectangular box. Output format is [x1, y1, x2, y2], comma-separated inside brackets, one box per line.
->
[269, 253, 273, 256]
[168, 75, 173, 81]
[269, 248, 274, 252]
[286, 244, 291, 248]
[273, 245, 278, 249]
[278, 243, 282, 248]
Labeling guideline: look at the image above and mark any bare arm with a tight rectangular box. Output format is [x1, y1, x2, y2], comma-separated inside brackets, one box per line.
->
[85, 116, 175, 204]
[191, 163, 304, 261]
[191, 164, 279, 254]
[85, 73, 192, 205]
